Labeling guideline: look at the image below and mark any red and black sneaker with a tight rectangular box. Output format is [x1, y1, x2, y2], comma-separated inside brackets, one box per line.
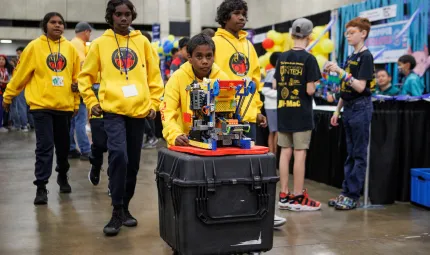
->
[287, 190, 321, 211]
[278, 192, 293, 210]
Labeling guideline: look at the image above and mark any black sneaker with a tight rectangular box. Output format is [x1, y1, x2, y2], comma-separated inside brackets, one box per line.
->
[34, 186, 48, 205]
[57, 173, 72, 193]
[103, 208, 124, 236]
[80, 153, 90, 161]
[123, 210, 138, 227]
[88, 165, 101, 186]
[68, 149, 81, 159]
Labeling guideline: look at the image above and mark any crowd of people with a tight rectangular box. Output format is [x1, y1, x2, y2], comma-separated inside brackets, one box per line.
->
[0, 0, 426, 238]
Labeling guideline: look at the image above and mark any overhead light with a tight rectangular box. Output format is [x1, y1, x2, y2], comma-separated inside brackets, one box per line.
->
[0, 40, 12, 44]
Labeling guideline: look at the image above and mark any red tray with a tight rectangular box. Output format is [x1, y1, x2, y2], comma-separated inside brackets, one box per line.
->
[168, 145, 269, 156]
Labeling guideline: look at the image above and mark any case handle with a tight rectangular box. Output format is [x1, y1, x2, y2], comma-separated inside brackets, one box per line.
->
[195, 184, 269, 225]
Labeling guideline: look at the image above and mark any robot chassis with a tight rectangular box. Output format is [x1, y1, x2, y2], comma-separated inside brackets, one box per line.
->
[185, 78, 257, 150]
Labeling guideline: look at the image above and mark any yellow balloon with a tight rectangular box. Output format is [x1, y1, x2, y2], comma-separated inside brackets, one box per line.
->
[157, 46, 164, 55]
[312, 26, 328, 41]
[311, 41, 324, 55]
[151, 42, 159, 49]
[167, 34, 175, 42]
[315, 54, 328, 71]
[272, 33, 284, 45]
[173, 40, 179, 48]
[320, 38, 334, 54]
[267, 45, 283, 52]
[282, 33, 293, 51]
[266, 30, 277, 40]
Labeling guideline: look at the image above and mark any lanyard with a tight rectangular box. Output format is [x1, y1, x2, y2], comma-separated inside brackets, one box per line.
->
[220, 35, 250, 65]
[46, 36, 61, 75]
[114, 31, 130, 80]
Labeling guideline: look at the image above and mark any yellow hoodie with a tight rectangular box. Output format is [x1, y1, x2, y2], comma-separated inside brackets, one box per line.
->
[213, 28, 263, 123]
[3, 35, 81, 112]
[161, 61, 229, 146]
[78, 29, 164, 118]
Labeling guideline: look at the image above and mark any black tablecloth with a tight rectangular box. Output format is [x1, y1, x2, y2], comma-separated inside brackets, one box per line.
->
[265, 101, 430, 204]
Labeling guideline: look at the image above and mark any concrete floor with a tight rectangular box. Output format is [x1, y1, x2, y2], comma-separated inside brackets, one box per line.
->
[1, 131, 430, 255]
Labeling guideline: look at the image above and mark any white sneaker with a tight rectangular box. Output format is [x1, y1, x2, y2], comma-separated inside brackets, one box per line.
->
[21, 127, 29, 132]
[0, 127, 8, 133]
[274, 214, 286, 228]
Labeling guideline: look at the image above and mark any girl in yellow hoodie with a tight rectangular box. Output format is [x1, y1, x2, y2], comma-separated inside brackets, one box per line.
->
[2, 12, 81, 205]
[78, 0, 164, 236]
[161, 34, 229, 146]
[213, 0, 267, 142]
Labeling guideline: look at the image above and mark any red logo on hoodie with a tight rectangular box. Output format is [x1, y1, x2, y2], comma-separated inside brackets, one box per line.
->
[46, 53, 67, 72]
[229, 52, 249, 77]
[111, 48, 138, 72]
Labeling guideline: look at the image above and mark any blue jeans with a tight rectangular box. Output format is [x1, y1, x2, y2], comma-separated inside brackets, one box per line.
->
[69, 100, 91, 154]
[10, 91, 28, 128]
[341, 96, 373, 200]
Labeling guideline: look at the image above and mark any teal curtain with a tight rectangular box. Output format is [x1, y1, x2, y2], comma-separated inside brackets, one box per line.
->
[335, 0, 429, 91]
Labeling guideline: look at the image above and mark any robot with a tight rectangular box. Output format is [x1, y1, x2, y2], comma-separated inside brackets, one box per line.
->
[315, 71, 341, 102]
[185, 78, 256, 150]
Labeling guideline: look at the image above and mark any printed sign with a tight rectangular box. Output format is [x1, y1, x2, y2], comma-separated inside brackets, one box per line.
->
[360, 4, 397, 22]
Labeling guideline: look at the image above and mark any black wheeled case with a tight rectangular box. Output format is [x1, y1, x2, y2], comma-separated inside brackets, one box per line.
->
[156, 148, 279, 255]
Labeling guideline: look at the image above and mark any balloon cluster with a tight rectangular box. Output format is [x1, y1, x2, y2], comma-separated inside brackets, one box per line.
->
[151, 34, 180, 57]
[308, 26, 334, 71]
[259, 30, 287, 75]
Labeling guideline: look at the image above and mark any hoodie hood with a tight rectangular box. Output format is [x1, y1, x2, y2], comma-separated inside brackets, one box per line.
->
[101, 29, 142, 38]
[180, 61, 223, 81]
[215, 28, 248, 41]
[39, 35, 67, 43]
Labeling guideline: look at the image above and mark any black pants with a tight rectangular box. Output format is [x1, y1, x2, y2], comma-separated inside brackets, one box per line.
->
[104, 113, 145, 207]
[144, 119, 155, 138]
[89, 118, 108, 169]
[32, 111, 71, 186]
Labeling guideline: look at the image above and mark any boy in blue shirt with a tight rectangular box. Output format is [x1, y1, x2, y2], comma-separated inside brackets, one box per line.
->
[398, 55, 424, 96]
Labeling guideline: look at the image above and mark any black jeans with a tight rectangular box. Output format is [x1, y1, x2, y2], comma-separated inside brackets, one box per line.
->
[144, 119, 155, 138]
[89, 118, 108, 169]
[103, 113, 145, 207]
[32, 111, 71, 186]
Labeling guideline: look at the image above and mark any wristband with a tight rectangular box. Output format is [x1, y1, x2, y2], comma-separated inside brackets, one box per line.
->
[344, 73, 353, 83]
[333, 111, 340, 117]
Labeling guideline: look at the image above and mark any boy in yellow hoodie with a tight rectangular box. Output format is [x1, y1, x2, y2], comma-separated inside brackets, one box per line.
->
[2, 12, 80, 205]
[212, 0, 286, 228]
[161, 33, 229, 146]
[78, 0, 164, 236]
[213, 0, 267, 141]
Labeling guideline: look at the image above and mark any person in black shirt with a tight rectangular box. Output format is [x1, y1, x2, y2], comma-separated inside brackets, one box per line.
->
[274, 18, 322, 212]
[326, 17, 375, 210]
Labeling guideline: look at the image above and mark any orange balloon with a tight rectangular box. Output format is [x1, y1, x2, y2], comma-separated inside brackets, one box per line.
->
[265, 63, 274, 71]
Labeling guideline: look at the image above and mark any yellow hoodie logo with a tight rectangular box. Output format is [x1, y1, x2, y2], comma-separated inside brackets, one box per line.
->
[229, 52, 249, 77]
[111, 47, 138, 72]
[46, 53, 67, 72]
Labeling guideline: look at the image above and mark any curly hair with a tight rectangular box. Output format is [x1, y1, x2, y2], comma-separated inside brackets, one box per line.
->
[187, 34, 216, 56]
[105, 0, 137, 27]
[215, 0, 248, 28]
[40, 12, 66, 34]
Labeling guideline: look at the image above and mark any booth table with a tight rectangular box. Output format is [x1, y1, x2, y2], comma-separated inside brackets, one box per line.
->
[304, 101, 430, 204]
